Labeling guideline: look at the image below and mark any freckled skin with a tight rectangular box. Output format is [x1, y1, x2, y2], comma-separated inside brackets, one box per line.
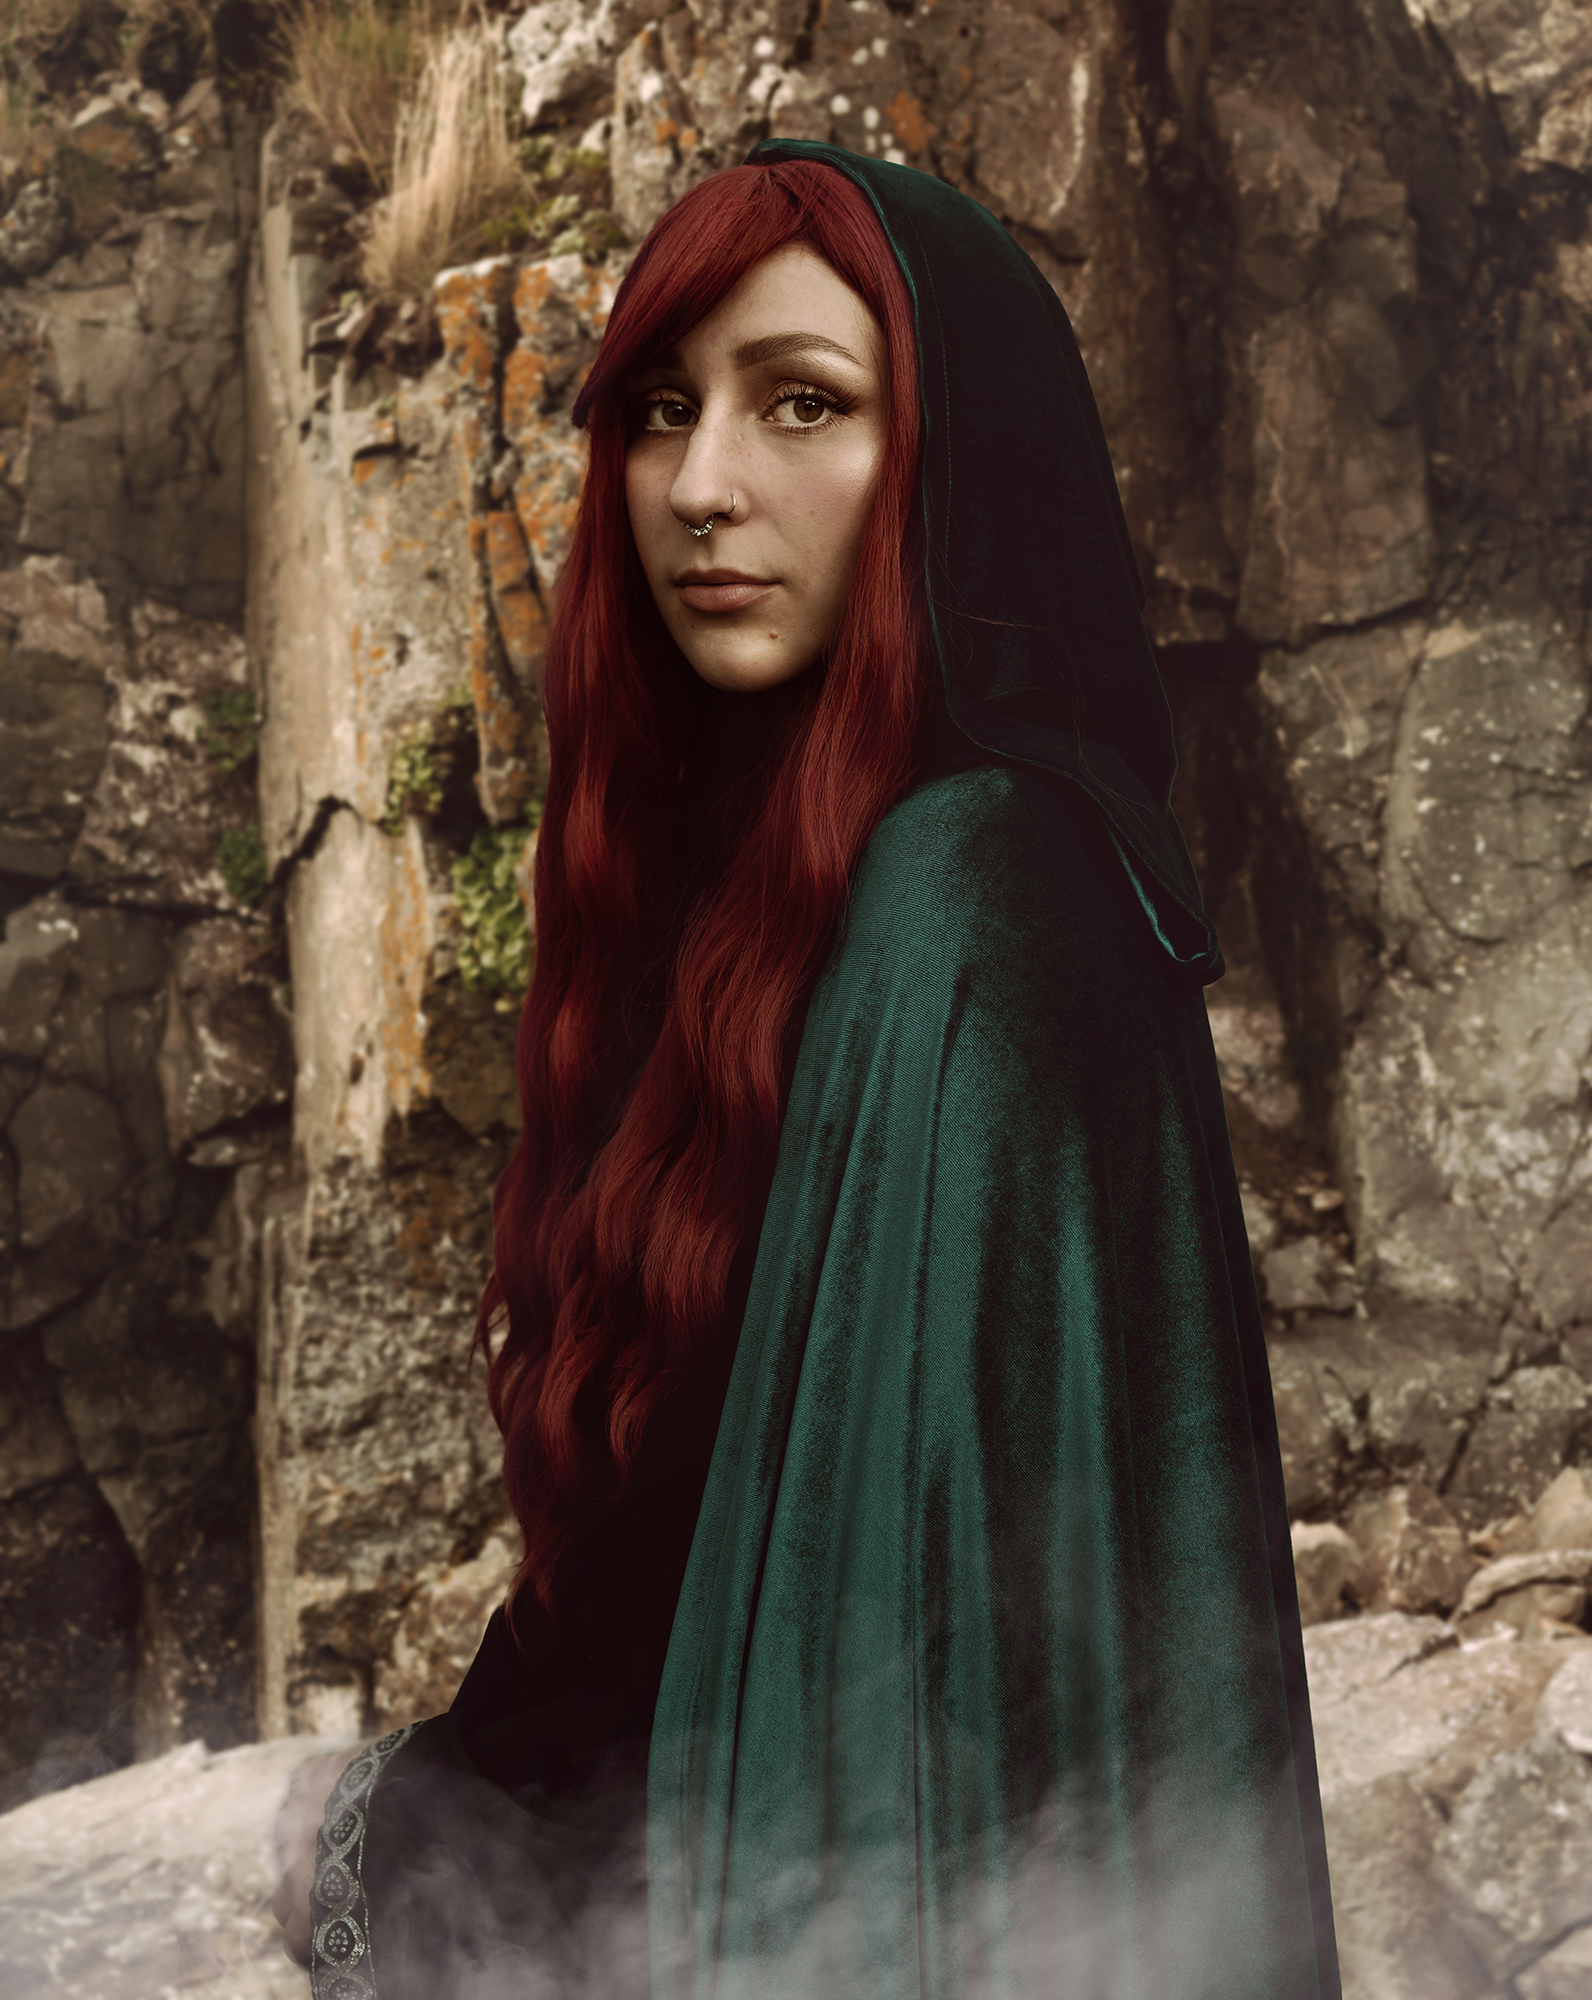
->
[623, 243, 888, 695]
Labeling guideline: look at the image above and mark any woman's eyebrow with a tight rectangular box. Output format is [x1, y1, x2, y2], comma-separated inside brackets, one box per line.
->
[733, 331, 863, 369]
[631, 331, 864, 380]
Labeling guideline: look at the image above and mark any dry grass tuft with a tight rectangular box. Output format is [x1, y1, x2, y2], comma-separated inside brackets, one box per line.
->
[362, 19, 522, 301]
[2, 0, 89, 42]
[278, 0, 427, 190]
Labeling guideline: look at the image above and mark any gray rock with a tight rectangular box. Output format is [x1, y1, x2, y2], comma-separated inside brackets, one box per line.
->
[1262, 1234, 1357, 1313]
[1328, 608, 1592, 1328]
[1448, 1368, 1590, 1529]
[69, 601, 259, 910]
[0, 613, 112, 881]
[1415, 0, 1592, 163]
[1292, 1520, 1367, 1624]
[0, 1466, 139, 1812]
[1455, 1550, 1592, 1644]
[1308, 1623, 1570, 1808]
[0, 1340, 77, 1504]
[1344, 1484, 1476, 1617]
[0, 179, 70, 282]
[45, 1258, 255, 1759]
[1255, 620, 1425, 929]
[1266, 1318, 1372, 1515]
[1538, 1647, 1592, 1756]
[8, 1079, 133, 1249]
[22, 198, 245, 617]
[157, 917, 292, 1152]
[256, 1120, 508, 1736]
[1517, 1926, 1592, 2000]
[1321, 1774, 1495, 2000]
[608, 15, 716, 240]
[1381, 616, 1592, 971]
[1499, 1468, 1592, 1555]
[1207, 83, 1434, 646]
[1303, 1609, 1456, 1715]
[0, 1733, 349, 1998]
[1432, 1733, 1592, 1981]
[508, 0, 674, 126]
[371, 1527, 518, 1728]
[0, 894, 80, 1060]
[1362, 1300, 1496, 1489]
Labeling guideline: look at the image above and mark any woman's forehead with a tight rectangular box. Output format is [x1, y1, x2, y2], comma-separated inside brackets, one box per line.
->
[642, 249, 881, 372]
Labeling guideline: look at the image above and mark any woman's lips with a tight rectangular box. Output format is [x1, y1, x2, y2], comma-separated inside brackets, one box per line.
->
[676, 576, 776, 613]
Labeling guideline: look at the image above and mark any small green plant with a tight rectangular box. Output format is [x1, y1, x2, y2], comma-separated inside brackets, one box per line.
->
[217, 824, 269, 908]
[382, 721, 444, 831]
[200, 686, 259, 775]
[479, 142, 627, 263]
[451, 800, 541, 1007]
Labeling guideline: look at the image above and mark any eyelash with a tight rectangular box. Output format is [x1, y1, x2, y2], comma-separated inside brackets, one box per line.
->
[637, 380, 855, 434]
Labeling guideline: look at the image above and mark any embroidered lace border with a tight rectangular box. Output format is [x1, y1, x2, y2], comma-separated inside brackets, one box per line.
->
[309, 1724, 420, 2000]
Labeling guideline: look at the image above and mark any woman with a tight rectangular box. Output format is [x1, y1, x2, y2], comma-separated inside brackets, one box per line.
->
[275, 144, 1341, 2000]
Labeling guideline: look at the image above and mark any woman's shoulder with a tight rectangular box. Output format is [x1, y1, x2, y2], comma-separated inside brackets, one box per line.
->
[838, 760, 1159, 999]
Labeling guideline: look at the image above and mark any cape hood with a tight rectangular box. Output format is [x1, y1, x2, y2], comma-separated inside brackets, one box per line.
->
[746, 139, 1224, 986]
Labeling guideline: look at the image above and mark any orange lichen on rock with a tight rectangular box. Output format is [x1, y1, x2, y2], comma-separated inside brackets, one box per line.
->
[485, 510, 550, 683]
[436, 261, 514, 398]
[376, 829, 435, 1114]
[886, 90, 931, 154]
[502, 345, 551, 437]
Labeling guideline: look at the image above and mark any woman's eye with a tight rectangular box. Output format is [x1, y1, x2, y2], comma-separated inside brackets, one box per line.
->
[642, 397, 695, 431]
[772, 388, 837, 428]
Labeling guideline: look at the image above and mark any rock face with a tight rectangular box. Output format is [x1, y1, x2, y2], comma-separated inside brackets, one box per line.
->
[0, 77, 285, 1806]
[1308, 1615, 1592, 2000]
[0, 2, 1587, 1979]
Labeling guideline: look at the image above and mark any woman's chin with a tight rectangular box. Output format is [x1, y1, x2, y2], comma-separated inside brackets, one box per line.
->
[684, 647, 816, 696]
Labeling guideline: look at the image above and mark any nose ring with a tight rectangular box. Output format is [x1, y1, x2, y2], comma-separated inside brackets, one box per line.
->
[682, 493, 737, 538]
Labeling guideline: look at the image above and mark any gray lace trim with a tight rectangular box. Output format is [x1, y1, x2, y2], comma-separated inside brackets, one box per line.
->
[309, 1724, 421, 2000]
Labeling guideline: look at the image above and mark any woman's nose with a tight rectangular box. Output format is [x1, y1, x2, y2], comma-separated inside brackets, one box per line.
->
[668, 409, 743, 526]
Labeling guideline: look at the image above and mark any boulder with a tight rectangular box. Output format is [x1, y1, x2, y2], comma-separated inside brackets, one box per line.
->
[1361, 1300, 1496, 1489]
[1538, 1647, 1592, 1756]
[371, 1527, 520, 1729]
[1333, 659, 1592, 1315]
[157, 917, 292, 1153]
[1261, 1234, 1357, 1313]
[1499, 1467, 1592, 1555]
[1517, 1928, 1592, 2000]
[1454, 1549, 1592, 1642]
[21, 189, 245, 617]
[0, 177, 71, 281]
[1306, 1614, 1592, 2000]
[1306, 1619, 1574, 1808]
[1432, 1733, 1592, 1982]
[1292, 1520, 1366, 1625]
[0, 1458, 139, 1813]
[0, 1733, 350, 1998]
[68, 600, 261, 911]
[1344, 1483, 1476, 1617]
[1448, 1368, 1590, 1530]
[1266, 1320, 1369, 1515]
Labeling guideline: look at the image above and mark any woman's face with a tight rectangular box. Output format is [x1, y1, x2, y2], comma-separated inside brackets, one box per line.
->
[624, 242, 888, 695]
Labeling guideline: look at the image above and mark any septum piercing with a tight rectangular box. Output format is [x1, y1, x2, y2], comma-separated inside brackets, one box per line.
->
[683, 493, 736, 538]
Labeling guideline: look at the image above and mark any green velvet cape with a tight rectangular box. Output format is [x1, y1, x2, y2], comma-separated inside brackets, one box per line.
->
[645, 145, 1340, 2000]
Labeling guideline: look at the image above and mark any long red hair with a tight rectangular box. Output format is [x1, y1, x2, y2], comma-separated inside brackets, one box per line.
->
[480, 160, 929, 1615]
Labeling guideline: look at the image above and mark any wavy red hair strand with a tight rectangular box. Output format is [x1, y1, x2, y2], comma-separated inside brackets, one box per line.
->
[479, 160, 929, 1616]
